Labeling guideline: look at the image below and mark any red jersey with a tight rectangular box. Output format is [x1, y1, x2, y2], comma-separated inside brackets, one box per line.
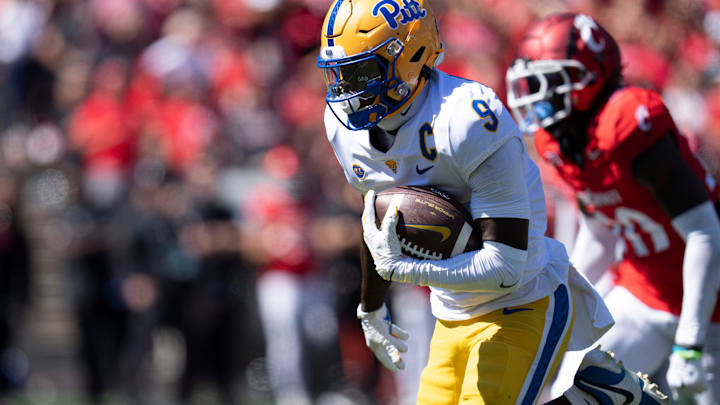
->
[535, 87, 720, 321]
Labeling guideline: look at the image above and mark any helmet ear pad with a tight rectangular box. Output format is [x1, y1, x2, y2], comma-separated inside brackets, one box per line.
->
[380, 27, 442, 113]
[395, 43, 426, 87]
[569, 71, 598, 111]
[569, 59, 622, 113]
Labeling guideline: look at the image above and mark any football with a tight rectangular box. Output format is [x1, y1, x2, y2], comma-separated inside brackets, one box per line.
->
[373, 186, 483, 260]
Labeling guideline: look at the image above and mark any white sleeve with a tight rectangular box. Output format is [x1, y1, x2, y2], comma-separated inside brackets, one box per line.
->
[389, 138, 529, 292]
[447, 82, 521, 180]
[391, 240, 528, 292]
[468, 137, 531, 220]
[671, 200, 720, 347]
[570, 213, 619, 285]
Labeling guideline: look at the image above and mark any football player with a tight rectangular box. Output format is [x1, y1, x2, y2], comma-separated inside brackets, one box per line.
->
[506, 13, 720, 404]
[318, 1, 666, 404]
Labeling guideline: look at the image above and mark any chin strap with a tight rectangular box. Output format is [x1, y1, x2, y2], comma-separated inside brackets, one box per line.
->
[377, 52, 439, 130]
[378, 78, 431, 131]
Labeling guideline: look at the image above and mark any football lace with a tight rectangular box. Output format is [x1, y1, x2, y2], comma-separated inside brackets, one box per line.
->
[400, 237, 443, 260]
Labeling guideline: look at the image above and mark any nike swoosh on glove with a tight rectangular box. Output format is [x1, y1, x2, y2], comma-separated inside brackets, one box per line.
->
[666, 348, 708, 401]
[362, 190, 405, 280]
[357, 303, 409, 373]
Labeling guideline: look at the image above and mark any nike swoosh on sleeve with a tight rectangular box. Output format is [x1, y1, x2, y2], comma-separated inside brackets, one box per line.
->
[415, 165, 434, 175]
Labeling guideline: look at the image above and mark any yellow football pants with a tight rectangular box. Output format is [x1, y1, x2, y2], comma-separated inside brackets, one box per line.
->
[417, 285, 575, 405]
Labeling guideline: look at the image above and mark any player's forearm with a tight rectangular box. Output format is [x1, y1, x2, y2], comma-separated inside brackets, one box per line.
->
[569, 213, 618, 284]
[360, 240, 391, 312]
[390, 240, 527, 292]
[672, 200, 720, 347]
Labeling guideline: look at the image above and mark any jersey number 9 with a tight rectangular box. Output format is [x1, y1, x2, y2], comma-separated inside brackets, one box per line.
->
[472, 100, 498, 132]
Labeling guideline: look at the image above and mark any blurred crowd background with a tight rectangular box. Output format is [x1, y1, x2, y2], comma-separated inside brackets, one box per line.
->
[0, 0, 719, 404]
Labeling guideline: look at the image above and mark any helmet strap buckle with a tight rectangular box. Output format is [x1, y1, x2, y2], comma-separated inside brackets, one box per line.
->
[395, 83, 410, 97]
[386, 39, 403, 57]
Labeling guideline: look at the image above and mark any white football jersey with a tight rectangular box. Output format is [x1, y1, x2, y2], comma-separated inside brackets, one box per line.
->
[325, 70, 571, 320]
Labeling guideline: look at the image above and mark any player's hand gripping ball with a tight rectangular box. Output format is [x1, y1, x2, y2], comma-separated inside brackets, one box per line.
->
[363, 186, 483, 278]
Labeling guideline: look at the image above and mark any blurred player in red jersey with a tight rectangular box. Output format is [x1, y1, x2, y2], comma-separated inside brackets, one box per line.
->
[506, 13, 720, 404]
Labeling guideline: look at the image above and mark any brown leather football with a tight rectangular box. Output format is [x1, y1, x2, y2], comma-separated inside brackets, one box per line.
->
[373, 186, 483, 260]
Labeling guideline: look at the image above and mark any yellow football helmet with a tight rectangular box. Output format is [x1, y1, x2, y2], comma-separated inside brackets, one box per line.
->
[317, 0, 443, 130]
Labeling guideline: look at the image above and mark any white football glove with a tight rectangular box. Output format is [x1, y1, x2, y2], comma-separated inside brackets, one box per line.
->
[357, 303, 409, 373]
[362, 190, 404, 280]
[666, 347, 708, 401]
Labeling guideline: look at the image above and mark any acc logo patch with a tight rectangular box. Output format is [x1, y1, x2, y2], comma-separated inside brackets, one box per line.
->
[372, 0, 427, 30]
[353, 164, 367, 180]
[385, 160, 398, 173]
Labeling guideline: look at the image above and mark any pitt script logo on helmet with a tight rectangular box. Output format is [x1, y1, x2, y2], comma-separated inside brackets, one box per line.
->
[317, 0, 443, 130]
[373, 0, 427, 29]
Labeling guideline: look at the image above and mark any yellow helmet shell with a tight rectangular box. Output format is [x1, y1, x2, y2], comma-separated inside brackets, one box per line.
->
[319, 0, 443, 126]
